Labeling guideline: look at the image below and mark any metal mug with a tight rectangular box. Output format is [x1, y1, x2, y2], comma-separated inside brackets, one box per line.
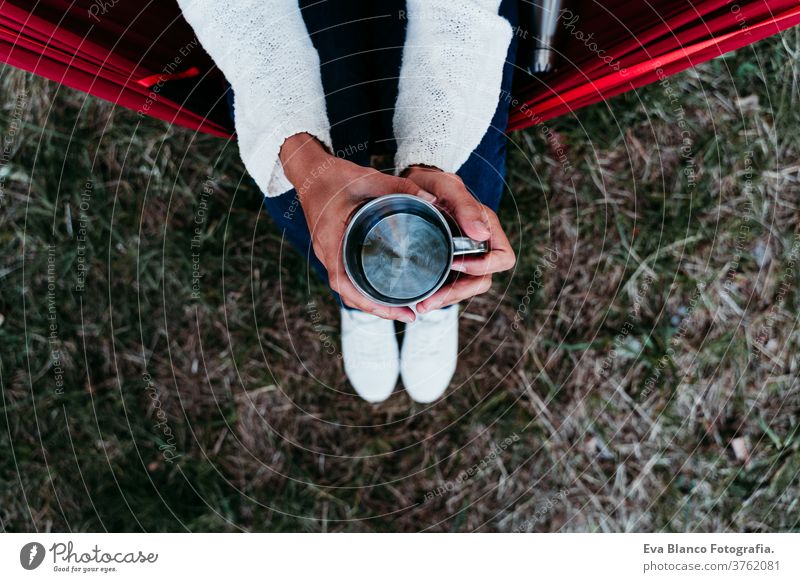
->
[343, 194, 488, 307]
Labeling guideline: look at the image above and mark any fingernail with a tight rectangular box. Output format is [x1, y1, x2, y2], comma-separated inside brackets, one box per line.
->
[472, 220, 490, 237]
[399, 314, 414, 323]
[428, 299, 443, 311]
[451, 262, 465, 272]
[376, 310, 389, 319]
[418, 190, 436, 203]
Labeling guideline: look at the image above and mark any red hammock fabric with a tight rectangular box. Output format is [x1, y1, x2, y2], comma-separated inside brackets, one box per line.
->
[2, 1, 799, 138]
[508, 0, 800, 129]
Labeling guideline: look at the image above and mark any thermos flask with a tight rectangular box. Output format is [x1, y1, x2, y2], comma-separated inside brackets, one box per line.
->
[529, 0, 563, 74]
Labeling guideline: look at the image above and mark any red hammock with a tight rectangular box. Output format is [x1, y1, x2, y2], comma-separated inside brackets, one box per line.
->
[2, 1, 798, 138]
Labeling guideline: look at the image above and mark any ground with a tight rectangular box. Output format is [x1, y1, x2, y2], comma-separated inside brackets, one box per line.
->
[1, 31, 799, 532]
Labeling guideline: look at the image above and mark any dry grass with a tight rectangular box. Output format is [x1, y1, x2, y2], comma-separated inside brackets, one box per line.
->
[1, 31, 799, 532]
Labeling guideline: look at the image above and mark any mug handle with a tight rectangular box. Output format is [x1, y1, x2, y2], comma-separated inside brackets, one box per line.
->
[452, 237, 489, 256]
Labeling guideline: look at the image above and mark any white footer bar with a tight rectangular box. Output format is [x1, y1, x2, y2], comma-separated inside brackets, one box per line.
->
[2, 533, 798, 581]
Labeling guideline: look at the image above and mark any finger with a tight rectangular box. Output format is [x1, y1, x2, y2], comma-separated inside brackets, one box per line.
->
[428, 176, 491, 242]
[451, 213, 515, 276]
[436, 187, 492, 241]
[393, 176, 423, 196]
[453, 200, 492, 242]
[404, 169, 492, 240]
[368, 174, 422, 197]
[451, 250, 515, 276]
[329, 265, 416, 323]
[416, 189, 437, 203]
[416, 275, 492, 314]
[338, 284, 416, 322]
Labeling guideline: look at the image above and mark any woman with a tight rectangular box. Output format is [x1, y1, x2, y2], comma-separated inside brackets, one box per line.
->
[177, 0, 518, 403]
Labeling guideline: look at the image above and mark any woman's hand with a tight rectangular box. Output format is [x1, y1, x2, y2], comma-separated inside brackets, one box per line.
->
[280, 133, 422, 322]
[403, 165, 516, 313]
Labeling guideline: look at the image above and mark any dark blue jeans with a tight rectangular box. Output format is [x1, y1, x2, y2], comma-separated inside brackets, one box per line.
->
[229, 0, 518, 301]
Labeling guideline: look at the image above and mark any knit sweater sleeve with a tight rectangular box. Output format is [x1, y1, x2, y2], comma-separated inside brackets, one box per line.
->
[393, 0, 513, 175]
[177, 0, 332, 197]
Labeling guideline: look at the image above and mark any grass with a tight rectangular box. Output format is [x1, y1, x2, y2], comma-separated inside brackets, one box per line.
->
[1, 31, 799, 532]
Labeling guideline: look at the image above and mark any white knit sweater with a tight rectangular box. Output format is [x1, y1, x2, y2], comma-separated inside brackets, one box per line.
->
[177, 0, 512, 197]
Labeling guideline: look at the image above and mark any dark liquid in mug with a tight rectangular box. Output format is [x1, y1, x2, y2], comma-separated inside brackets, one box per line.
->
[361, 213, 450, 300]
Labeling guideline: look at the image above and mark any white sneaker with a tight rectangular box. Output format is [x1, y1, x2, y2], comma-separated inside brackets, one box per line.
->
[400, 305, 459, 403]
[340, 309, 400, 403]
